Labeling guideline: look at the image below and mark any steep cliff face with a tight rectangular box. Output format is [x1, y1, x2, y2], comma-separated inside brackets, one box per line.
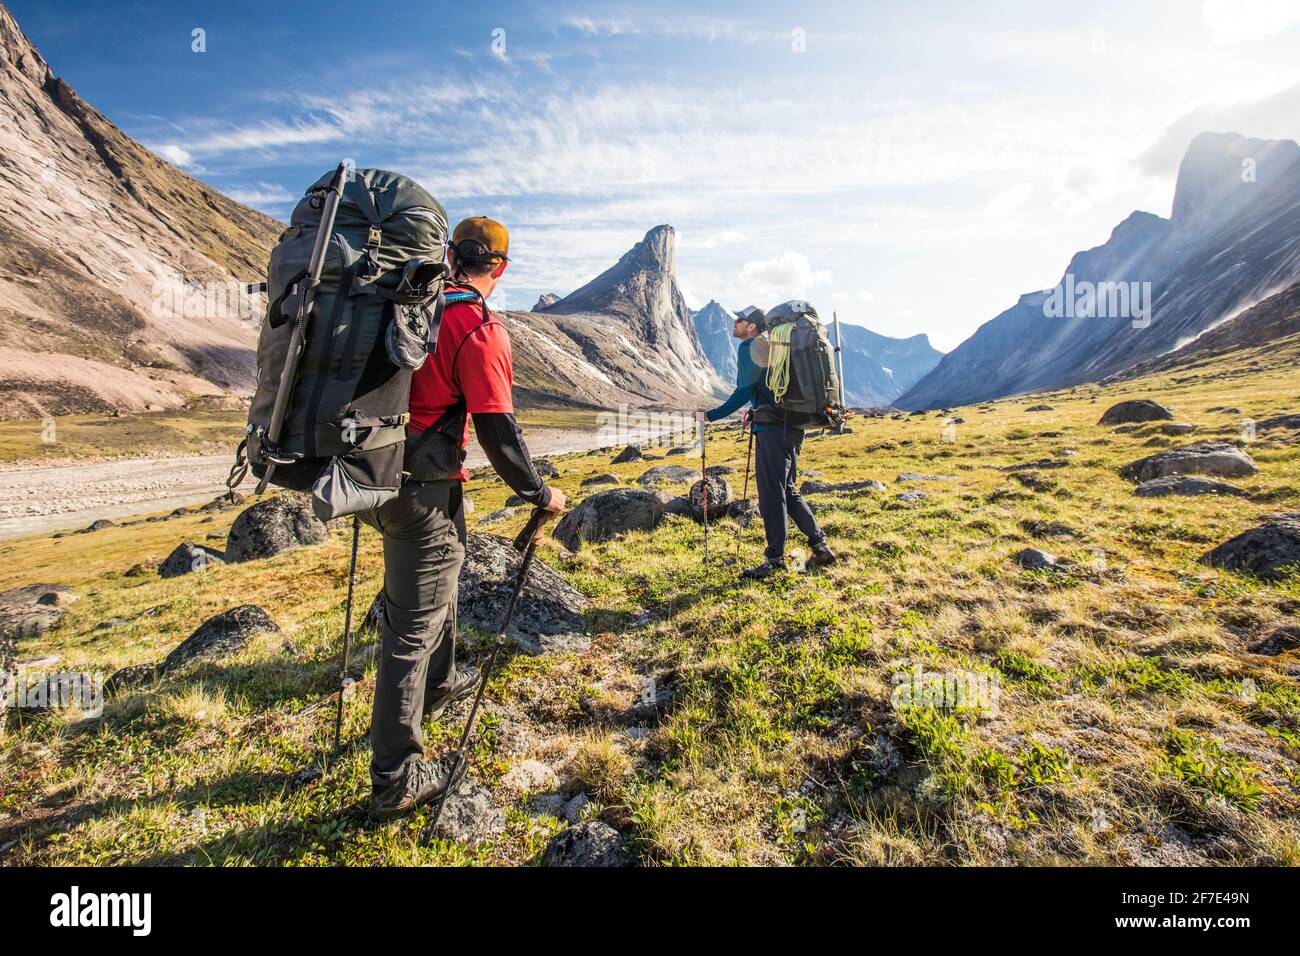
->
[543, 225, 723, 398]
[691, 300, 739, 384]
[0, 1, 282, 418]
[899, 132, 1300, 409]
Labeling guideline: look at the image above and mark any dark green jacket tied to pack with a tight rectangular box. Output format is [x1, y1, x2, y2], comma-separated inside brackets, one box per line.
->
[234, 167, 450, 521]
[756, 299, 844, 430]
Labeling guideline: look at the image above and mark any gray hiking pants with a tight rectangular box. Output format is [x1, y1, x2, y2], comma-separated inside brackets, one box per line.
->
[361, 479, 466, 788]
[755, 424, 825, 562]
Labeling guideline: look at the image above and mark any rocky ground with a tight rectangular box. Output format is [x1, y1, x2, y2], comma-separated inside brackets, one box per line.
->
[1, 341, 1297, 867]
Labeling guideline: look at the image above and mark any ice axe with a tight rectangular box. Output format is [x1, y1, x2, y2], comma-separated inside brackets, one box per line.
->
[424, 506, 549, 839]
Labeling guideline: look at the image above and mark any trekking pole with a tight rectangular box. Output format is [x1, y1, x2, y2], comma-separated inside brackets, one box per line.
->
[735, 419, 754, 558]
[425, 507, 548, 838]
[832, 310, 847, 434]
[700, 417, 709, 565]
[330, 515, 362, 765]
[255, 162, 348, 495]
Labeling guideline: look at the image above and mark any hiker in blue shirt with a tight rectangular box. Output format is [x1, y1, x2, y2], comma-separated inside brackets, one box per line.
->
[698, 307, 835, 579]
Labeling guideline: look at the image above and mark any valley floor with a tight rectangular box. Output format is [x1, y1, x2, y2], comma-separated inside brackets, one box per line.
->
[0, 409, 677, 540]
[2, 339, 1298, 866]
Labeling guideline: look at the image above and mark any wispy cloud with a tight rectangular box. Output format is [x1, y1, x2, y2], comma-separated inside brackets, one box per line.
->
[223, 182, 297, 207]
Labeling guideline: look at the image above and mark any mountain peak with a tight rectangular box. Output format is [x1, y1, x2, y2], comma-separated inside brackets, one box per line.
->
[626, 224, 675, 274]
[1171, 132, 1300, 236]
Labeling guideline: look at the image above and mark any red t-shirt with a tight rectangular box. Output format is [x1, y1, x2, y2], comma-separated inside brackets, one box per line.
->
[408, 285, 514, 480]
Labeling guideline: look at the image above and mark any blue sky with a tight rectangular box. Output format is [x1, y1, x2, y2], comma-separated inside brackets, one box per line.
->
[10, 0, 1300, 349]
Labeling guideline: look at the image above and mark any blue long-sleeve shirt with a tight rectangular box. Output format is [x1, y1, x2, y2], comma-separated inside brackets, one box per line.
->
[706, 337, 774, 428]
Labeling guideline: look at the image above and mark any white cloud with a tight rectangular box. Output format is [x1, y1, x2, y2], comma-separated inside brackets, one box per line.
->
[224, 182, 296, 207]
[153, 143, 193, 167]
[1203, 0, 1300, 45]
[728, 251, 831, 303]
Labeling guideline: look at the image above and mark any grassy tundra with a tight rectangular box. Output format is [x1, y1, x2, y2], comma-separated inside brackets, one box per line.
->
[2, 336, 1298, 866]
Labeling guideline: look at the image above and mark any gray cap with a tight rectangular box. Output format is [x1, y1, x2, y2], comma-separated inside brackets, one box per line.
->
[735, 306, 767, 330]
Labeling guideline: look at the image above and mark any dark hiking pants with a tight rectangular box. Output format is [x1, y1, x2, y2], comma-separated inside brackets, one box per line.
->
[755, 424, 826, 563]
[361, 479, 466, 788]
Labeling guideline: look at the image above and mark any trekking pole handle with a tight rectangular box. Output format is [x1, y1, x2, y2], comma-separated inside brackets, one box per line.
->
[513, 507, 548, 551]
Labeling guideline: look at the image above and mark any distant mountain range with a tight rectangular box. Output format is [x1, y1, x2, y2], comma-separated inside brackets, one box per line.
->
[899, 132, 1300, 409]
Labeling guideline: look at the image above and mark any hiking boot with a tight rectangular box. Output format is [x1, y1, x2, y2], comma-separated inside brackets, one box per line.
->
[370, 756, 467, 821]
[424, 666, 479, 721]
[741, 559, 785, 580]
[808, 544, 838, 568]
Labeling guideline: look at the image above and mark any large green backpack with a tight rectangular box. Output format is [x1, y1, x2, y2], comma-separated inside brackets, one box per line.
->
[235, 167, 449, 519]
[763, 299, 844, 429]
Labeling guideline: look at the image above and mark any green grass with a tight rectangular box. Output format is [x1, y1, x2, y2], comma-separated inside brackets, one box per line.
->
[3, 338, 1300, 865]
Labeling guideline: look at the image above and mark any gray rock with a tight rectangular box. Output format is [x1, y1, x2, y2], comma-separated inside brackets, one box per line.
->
[1013, 547, 1060, 570]
[533, 458, 560, 479]
[705, 464, 736, 476]
[896, 473, 954, 483]
[1257, 413, 1300, 434]
[726, 499, 758, 526]
[1001, 459, 1069, 472]
[540, 821, 634, 867]
[504, 495, 524, 507]
[0, 584, 75, 644]
[665, 446, 689, 456]
[161, 605, 279, 673]
[611, 445, 644, 464]
[1120, 442, 1259, 482]
[1099, 400, 1174, 425]
[662, 496, 693, 517]
[432, 778, 507, 846]
[895, 491, 928, 504]
[1200, 514, 1300, 581]
[365, 532, 588, 655]
[104, 663, 159, 696]
[1113, 424, 1139, 434]
[1162, 423, 1197, 435]
[1134, 476, 1248, 498]
[637, 465, 696, 485]
[580, 474, 620, 488]
[226, 495, 329, 562]
[1025, 404, 1054, 412]
[553, 489, 665, 551]
[801, 479, 887, 495]
[477, 507, 519, 525]
[158, 541, 226, 578]
[689, 475, 731, 522]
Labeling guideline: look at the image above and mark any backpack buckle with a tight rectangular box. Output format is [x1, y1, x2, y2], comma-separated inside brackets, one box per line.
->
[367, 227, 383, 248]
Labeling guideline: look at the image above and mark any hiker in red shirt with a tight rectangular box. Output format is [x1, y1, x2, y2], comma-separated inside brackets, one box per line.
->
[367, 216, 566, 819]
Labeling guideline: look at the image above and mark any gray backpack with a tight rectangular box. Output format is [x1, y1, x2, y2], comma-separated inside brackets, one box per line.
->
[762, 299, 844, 429]
[232, 168, 449, 519]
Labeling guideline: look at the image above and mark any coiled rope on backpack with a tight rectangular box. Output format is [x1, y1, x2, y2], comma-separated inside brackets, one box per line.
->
[766, 323, 794, 404]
